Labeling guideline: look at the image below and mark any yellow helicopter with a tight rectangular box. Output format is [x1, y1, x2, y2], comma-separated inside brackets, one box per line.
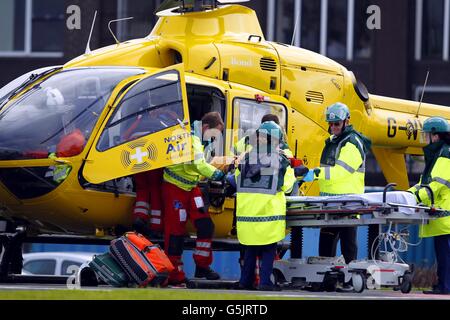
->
[0, 0, 449, 258]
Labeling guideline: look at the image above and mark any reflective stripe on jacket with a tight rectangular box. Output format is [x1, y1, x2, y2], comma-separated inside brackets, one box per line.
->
[235, 163, 296, 246]
[317, 127, 370, 195]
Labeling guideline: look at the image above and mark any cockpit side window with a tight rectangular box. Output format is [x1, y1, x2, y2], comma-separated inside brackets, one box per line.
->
[97, 70, 185, 151]
[233, 98, 287, 140]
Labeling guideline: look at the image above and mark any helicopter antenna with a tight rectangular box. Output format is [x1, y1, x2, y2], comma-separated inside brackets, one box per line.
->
[415, 70, 430, 118]
[291, 6, 301, 46]
[85, 10, 98, 55]
[108, 17, 134, 44]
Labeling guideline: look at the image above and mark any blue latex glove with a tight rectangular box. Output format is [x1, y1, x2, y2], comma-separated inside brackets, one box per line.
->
[302, 169, 315, 182]
[211, 170, 225, 181]
[226, 172, 237, 189]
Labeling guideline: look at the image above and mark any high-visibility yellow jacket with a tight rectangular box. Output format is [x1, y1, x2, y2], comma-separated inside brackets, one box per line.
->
[48, 153, 71, 184]
[316, 126, 371, 195]
[234, 151, 296, 245]
[409, 141, 450, 238]
[163, 134, 222, 191]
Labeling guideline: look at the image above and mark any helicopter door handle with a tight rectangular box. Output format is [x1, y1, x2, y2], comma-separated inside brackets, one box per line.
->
[177, 118, 188, 130]
[248, 35, 262, 43]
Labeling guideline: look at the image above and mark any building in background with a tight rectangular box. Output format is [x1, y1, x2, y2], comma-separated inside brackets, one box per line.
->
[2, 0, 444, 270]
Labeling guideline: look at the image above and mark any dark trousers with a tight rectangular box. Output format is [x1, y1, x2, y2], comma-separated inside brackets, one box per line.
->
[240, 243, 277, 288]
[434, 234, 450, 293]
[319, 227, 358, 264]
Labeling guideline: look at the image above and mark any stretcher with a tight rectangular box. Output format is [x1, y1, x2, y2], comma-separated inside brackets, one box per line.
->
[273, 184, 448, 293]
[285, 185, 447, 228]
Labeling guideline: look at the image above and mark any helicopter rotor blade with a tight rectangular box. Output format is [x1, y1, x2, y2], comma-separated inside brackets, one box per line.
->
[155, 0, 182, 13]
[216, 0, 250, 3]
[155, 0, 249, 14]
[155, 0, 193, 13]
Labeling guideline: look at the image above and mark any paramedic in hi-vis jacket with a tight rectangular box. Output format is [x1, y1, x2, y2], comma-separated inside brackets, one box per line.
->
[162, 112, 225, 285]
[408, 117, 450, 295]
[235, 121, 296, 291]
[305, 102, 371, 292]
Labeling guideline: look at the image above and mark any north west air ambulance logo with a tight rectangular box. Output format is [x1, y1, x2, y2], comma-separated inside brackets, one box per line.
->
[121, 141, 157, 172]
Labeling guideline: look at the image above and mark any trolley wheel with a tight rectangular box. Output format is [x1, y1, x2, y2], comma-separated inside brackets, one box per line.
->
[352, 272, 365, 293]
[400, 272, 412, 294]
[323, 273, 338, 292]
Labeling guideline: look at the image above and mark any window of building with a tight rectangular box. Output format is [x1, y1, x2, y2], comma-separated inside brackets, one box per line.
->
[300, 0, 321, 52]
[116, 0, 162, 41]
[414, 86, 450, 106]
[422, 0, 445, 59]
[327, 0, 348, 59]
[31, 0, 65, 52]
[275, 0, 295, 45]
[354, 0, 372, 59]
[269, 0, 372, 61]
[416, 0, 450, 60]
[0, 0, 26, 52]
[0, 0, 64, 56]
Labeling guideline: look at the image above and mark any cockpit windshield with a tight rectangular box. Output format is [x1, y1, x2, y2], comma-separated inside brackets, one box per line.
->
[0, 67, 144, 160]
[0, 66, 62, 108]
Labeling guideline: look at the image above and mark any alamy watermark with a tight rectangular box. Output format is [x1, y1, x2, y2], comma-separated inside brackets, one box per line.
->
[65, 4, 381, 31]
[367, 5, 381, 30]
[66, 5, 81, 30]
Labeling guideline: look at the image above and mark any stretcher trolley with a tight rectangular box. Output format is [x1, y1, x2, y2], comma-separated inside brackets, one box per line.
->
[273, 184, 448, 293]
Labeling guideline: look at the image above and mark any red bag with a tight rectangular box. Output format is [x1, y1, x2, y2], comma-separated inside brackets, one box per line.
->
[110, 232, 174, 287]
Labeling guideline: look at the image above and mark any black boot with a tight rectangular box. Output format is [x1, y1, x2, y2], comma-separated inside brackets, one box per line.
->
[194, 266, 220, 280]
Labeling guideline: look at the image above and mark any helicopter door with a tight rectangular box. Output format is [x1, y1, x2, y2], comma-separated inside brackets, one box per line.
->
[83, 65, 192, 184]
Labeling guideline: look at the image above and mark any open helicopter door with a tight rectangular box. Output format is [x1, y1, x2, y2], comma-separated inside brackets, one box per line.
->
[83, 65, 192, 184]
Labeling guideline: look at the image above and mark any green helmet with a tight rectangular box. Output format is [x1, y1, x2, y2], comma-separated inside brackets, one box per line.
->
[257, 121, 283, 140]
[422, 117, 450, 133]
[325, 103, 350, 122]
